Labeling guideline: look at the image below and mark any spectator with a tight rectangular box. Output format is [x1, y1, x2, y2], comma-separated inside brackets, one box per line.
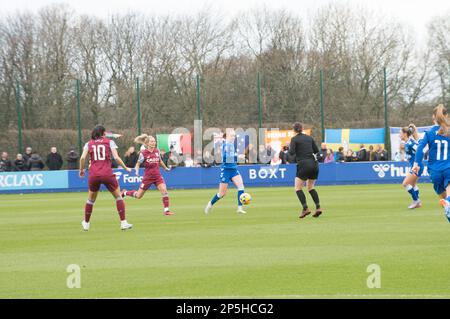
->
[394, 143, 406, 162]
[66, 147, 79, 170]
[247, 143, 258, 164]
[270, 155, 282, 165]
[184, 153, 194, 167]
[335, 147, 345, 162]
[279, 145, 290, 164]
[162, 149, 170, 167]
[345, 149, 356, 162]
[194, 150, 203, 167]
[203, 151, 214, 167]
[14, 154, 28, 171]
[124, 146, 138, 168]
[167, 152, 179, 168]
[374, 145, 389, 161]
[266, 144, 275, 160]
[0, 152, 13, 172]
[29, 153, 45, 171]
[46, 147, 63, 170]
[22, 147, 33, 168]
[178, 159, 186, 167]
[357, 144, 368, 161]
[317, 142, 327, 163]
[368, 145, 376, 161]
[258, 144, 275, 164]
[324, 148, 335, 163]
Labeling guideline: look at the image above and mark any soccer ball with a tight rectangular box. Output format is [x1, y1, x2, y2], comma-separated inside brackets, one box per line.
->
[239, 192, 251, 205]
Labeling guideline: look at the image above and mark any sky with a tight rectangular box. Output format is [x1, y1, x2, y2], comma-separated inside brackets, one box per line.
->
[1, 0, 450, 44]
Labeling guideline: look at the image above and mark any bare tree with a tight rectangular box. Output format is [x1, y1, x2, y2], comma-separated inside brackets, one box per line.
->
[428, 14, 450, 106]
[0, 1, 440, 153]
[308, 3, 429, 127]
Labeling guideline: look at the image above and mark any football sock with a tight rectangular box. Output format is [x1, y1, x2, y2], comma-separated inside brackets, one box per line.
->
[210, 193, 222, 206]
[116, 196, 126, 221]
[404, 184, 418, 201]
[296, 190, 308, 210]
[84, 199, 95, 222]
[309, 189, 321, 209]
[162, 193, 170, 212]
[237, 188, 245, 207]
[413, 185, 420, 200]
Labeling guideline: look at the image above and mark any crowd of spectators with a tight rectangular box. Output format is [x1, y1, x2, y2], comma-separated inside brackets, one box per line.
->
[313, 143, 390, 164]
[1, 141, 395, 173]
[271, 142, 390, 165]
[0, 146, 79, 172]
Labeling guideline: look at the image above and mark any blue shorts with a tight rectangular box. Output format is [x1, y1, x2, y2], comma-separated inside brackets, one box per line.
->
[220, 168, 240, 184]
[429, 168, 450, 195]
[409, 165, 424, 177]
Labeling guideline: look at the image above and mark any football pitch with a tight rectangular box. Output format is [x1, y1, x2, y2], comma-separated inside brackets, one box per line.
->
[2, 184, 450, 299]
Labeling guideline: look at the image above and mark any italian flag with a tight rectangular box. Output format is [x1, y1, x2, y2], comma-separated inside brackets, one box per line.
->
[156, 134, 192, 154]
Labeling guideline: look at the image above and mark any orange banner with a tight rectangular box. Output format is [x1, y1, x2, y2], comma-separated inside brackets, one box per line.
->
[265, 129, 311, 153]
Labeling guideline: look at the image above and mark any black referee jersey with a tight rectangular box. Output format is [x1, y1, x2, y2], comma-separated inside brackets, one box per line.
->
[288, 132, 319, 162]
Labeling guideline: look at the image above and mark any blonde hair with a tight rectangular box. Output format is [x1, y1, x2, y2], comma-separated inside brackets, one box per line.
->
[434, 104, 449, 136]
[134, 134, 151, 145]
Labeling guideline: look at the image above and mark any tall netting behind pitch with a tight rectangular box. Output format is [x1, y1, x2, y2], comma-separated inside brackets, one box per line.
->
[201, 65, 258, 129]
[1, 79, 87, 159]
[321, 68, 386, 130]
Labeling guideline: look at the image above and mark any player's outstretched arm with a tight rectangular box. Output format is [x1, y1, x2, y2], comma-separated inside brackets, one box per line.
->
[410, 124, 420, 141]
[413, 131, 429, 173]
[111, 148, 131, 173]
[134, 162, 140, 176]
[79, 148, 89, 177]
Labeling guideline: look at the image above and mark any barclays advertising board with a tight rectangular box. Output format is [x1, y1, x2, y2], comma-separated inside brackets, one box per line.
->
[0, 170, 68, 192]
[0, 161, 431, 194]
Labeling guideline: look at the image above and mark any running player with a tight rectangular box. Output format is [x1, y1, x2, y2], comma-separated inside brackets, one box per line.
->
[289, 122, 322, 218]
[121, 134, 173, 216]
[413, 104, 450, 222]
[79, 125, 133, 231]
[204, 128, 247, 214]
[400, 124, 423, 209]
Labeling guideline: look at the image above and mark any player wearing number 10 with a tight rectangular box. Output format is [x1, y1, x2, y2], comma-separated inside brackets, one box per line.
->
[79, 125, 133, 231]
[413, 105, 450, 222]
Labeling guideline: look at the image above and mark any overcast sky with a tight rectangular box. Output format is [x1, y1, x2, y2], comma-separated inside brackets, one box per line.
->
[1, 0, 450, 44]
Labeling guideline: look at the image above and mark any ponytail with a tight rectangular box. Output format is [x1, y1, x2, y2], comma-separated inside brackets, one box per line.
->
[401, 124, 416, 138]
[434, 104, 449, 136]
[134, 134, 150, 145]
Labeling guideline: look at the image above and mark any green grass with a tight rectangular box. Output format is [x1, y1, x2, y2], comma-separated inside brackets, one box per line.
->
[2, 184, 450, 299]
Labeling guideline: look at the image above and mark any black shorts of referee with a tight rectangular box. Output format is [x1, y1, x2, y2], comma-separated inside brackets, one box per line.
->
[296, 158, 319, 181]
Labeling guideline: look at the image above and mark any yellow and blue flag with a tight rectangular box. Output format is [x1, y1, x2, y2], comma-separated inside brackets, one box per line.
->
[325, 128, 385, 151]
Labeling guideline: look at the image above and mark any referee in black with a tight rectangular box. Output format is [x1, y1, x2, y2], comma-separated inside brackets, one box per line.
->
[289, 122, 322, 218]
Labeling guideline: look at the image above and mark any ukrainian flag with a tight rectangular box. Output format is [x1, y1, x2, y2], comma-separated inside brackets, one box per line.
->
[325, 128, 385, 152]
